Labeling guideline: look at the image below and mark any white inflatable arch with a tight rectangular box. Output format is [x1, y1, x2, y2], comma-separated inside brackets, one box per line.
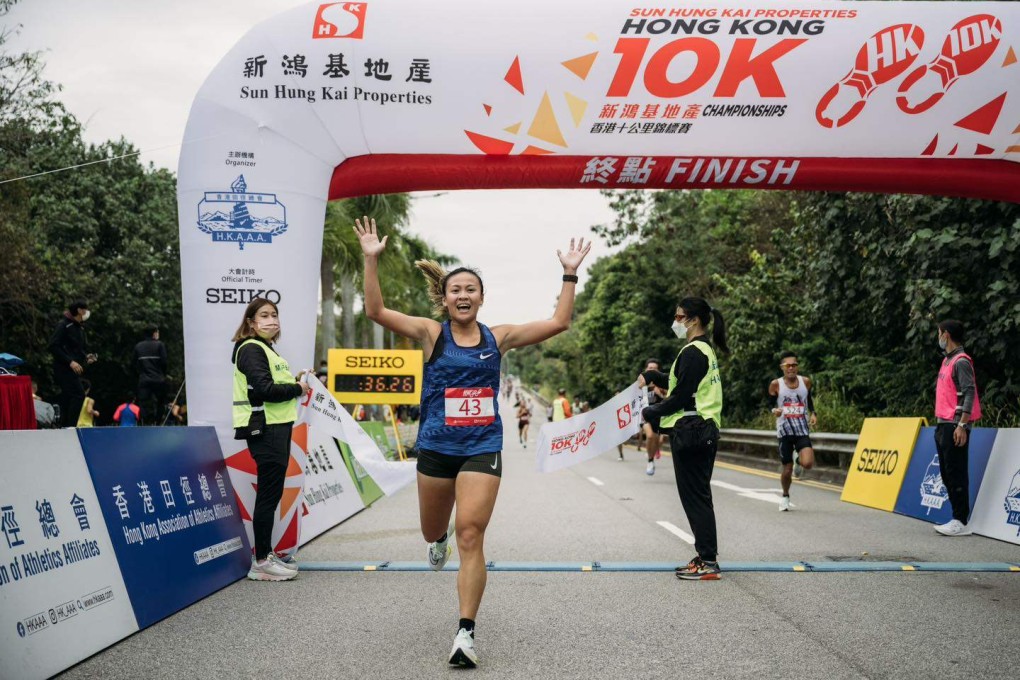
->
[178, 0, 1020, 443]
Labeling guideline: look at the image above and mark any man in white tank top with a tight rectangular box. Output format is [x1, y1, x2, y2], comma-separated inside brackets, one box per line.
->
[768, 352, 817, 511]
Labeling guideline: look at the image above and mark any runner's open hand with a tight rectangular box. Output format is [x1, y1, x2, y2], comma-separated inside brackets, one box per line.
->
[557, 237, 592, 274]
[354, 216, 388, 257]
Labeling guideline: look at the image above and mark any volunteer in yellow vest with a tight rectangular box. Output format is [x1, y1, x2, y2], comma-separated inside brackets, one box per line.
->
[231, 298, 309, 581]
[932, 318, 981, 537]
[552, 388, 572, 421]
[639, 297, 728, 581]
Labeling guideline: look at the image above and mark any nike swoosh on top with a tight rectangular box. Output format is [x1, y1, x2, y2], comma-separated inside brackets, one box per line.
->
[480, 352, 495, 359]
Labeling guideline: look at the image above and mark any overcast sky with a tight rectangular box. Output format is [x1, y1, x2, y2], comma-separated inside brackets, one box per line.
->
[6, 0, 621, 325]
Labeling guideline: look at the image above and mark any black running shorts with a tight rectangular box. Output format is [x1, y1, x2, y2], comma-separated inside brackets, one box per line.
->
[778, 435, 813, 465]
[417, 449, 502, 479]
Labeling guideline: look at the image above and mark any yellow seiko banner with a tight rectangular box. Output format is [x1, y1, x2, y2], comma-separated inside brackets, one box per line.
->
[841, 417, 926, 512]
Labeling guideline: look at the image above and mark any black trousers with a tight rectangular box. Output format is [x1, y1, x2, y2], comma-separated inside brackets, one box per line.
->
[54, 365, 85, 427]
[669, 419, 719, 562]
[934, 423, 970, 523]
[137, 380, 168, 425]
[248, 422, 293, 560]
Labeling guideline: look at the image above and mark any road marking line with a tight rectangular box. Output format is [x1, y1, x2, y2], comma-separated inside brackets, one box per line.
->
[711, 480, 783, 504]
[656, 521, 695, 544]
[587, 477, 605, 486]
[901, 565, 916, 571]
[715, 461, 843, 492]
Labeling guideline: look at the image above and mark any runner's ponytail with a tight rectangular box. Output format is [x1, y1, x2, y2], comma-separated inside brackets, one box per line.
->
[414, 259, 448, 318]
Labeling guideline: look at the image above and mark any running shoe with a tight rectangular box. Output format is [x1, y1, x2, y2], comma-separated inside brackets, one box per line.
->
[793, 455, 803, 479]
[779, 496, 791, 512]
[645, 461, 655, 476]
[274, 552, 299, 571]
[247, 555, 297, 581]
[934, 519, 972, 536]
[675, 556, 721, 581]
[654, 450, 662, 460]
[448, 628, 478, 668]
[428, 535, 453, 571]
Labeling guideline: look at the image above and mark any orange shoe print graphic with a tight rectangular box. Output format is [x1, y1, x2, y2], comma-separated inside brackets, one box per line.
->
[897, 14, 1002, 115]
[816, 24, 924, 128]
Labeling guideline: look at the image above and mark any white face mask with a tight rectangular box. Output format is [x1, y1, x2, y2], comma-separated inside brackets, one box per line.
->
[671, 319, 686, 338]
[81, 310, 91, 322]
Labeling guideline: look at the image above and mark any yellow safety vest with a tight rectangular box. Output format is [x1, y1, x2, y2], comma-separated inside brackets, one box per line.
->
[232, 339, 298, 428]
[660, 340, 723, 430]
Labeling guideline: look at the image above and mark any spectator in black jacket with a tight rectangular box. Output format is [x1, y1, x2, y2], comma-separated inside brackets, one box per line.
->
[49, 300, 96, 427]
[134, 325, 168, 424]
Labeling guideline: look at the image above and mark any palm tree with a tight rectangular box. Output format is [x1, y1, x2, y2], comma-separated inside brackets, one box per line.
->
[319, 193, 451, 357]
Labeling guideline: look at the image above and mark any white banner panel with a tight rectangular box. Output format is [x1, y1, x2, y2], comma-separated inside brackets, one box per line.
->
[0, 431, 138, 680]
[301, 376, 417, 497]
[968, 428, 1020, 545]
[535, 382, 646, 473]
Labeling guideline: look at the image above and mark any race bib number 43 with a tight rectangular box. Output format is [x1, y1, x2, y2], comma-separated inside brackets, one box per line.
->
[445, 387, 495, 426]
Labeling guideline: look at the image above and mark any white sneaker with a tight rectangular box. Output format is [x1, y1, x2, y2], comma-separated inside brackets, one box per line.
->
[935, 519, 971, 536]
[428, 535, 453, 571]
[793, 456, 803, 479]
[448, 628, 478, 668]
[247, 555, 297, 581]
[646, 461, 655, 476]
[273, 552, 299, 571]
[779, 496, 791, 512]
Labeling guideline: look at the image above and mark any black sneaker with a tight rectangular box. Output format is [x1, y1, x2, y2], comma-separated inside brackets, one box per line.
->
[675, 556, 721, 580]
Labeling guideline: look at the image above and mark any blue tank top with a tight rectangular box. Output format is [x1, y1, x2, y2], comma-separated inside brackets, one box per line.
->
[416, 321, 503, 456]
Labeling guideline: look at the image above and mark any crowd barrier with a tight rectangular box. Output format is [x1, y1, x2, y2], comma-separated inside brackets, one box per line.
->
[841, 419, 1020, 545]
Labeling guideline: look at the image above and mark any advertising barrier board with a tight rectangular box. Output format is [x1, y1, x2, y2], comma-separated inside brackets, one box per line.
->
[0, 431, 138, 680]
[893, 427, 997, 524]
[78, 427, 251, 629]
[841, 418, 925, 511]
[967, 428, 1020, 545]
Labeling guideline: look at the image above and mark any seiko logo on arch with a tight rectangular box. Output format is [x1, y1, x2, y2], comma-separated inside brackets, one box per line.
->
[857, 448, 899, 475]
[196, 175, 288, 250]
[206, 288, 281, 304]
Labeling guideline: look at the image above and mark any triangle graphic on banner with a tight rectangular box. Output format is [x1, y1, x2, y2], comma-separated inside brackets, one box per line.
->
[279, 486, 301, 520]
[948, 143, 958, 156]
[921, 135, 938, 156]
[1004, 47, 1017, 67]
[564, 92, 588, 127]
[527, 92, 567, 147]
[975, 144, 995, 155]
[465, 130, 514, 154]
[522, 145, 554, 155]
[483, 104, 492, 116]
[954, 93, 1007, 135]
[585, 33, 598, 42]
[275, 511, 299, 553]
[504, 122, 521, 135]
[235, 489, 252, 522]
[1013, 122, 1020, 134]
[504, 56, 524, 95]
[292, 423, 308, 453]
[562, 52, 598, 80]
[286, 454, 303, 477]
[225, 449, 257, 475]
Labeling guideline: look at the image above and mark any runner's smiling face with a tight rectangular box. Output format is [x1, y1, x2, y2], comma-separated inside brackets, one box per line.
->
[443, 272, 483, 322]
[780, 357, 799, 379]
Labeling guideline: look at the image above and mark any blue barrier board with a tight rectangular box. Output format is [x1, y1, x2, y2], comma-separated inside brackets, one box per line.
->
[893, 427, 996, 524]
[78, 427, 251, 628]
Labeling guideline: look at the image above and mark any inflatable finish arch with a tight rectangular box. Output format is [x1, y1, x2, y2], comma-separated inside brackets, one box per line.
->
[178, 0, 1020, 446]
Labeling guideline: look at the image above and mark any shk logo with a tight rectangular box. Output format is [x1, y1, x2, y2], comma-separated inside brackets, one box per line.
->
[857, 448, 899, 475]
[616, 404, 632, 429]
[313, 2, 367, 40]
